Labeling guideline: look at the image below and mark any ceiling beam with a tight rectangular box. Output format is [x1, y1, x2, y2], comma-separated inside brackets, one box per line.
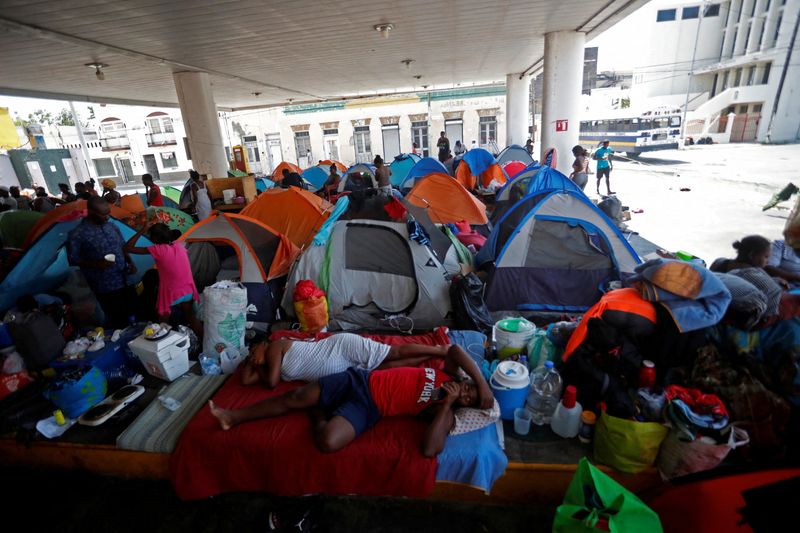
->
[0, 16, 325, 102]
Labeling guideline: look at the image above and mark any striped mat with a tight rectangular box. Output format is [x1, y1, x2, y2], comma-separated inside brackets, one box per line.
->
[117, 375, 227, 453]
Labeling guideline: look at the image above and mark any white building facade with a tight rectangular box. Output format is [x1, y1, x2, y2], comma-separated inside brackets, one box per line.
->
[223, 86, 508, 173]
[631, 0, 800, 143]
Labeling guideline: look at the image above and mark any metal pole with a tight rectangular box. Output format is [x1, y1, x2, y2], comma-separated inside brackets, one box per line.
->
[427, 90, 432, 158]
[680, 2, 705, 142]
[69, 101, 95, 179]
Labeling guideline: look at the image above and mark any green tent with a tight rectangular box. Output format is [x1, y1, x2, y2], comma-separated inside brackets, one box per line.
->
[130, 206, 194, 235]
[163, 186, 183, 205]
[0, 210, 44, 249]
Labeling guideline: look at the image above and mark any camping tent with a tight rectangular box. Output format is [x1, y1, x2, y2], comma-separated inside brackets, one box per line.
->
[0, 210, 43, 249]
[301, 166, 329, 191]
[337, 163, 377, 192]
[492, 165, 585, 223]
[120, 193, 146, 213]
[319, 160, 347, 173]
[282, 219, 454, 331]
[0, 217, 153, 312]
[389, 153, 421, 187]
[163, 186, 183, 205]
[271, 162, 303, 182]
[255, 177, 276, 192]
[454, 148, 508, 191]
[399, 157, 448, 192]
[476, 173, 640, 313]
[240, 186, 334, 248]
[496, 145, 535, 179]
[405, 173, 488, 225]
[180, 212, 299, 325]
[23, 200, 132, 248]
[127, 206, 195, 234]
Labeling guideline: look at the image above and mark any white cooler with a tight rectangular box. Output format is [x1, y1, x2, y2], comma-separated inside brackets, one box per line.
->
[128, 331, 190, 381]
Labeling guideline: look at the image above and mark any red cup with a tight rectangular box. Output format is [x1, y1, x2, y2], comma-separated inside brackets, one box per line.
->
[639, 360, 656, 390]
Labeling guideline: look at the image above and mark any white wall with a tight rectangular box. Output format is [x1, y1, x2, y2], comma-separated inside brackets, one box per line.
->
[0, 154, 20, 189]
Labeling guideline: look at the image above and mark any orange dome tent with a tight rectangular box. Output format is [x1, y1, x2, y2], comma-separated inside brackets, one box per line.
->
[454, 148, 508, 191]
[319, 160, 347, 173]
[271, 162, 303, 182]
[23, 200, 132, 248]
[119, 193, 147, 213]
[240, 186, 334, 248]
[406, 173, 488, 225]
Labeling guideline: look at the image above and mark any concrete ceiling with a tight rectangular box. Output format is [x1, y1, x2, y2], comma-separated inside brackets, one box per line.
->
[0, 0, 647, 110]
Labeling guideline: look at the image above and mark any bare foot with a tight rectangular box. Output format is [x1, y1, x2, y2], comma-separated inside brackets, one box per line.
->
[208, 400, 234, 430]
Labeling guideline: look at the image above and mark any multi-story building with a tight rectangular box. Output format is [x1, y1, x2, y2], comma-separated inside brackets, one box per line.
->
[631, 0, 800, 142]
[223, 86, 509, 173]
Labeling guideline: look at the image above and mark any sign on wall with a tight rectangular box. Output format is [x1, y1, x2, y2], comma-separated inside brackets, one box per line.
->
[556, 119, 568, 132]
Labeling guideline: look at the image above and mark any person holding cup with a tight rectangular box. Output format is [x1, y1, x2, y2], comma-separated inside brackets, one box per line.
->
[67, 196, 137, 328]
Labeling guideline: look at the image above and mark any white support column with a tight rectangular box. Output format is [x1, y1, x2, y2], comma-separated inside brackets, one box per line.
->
[505, 73, 530, 147]
[541, 30, 585, 176]
[173, 71, 228, 177]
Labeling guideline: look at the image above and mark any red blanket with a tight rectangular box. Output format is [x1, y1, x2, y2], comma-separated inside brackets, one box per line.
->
[170, 329, 451, 500]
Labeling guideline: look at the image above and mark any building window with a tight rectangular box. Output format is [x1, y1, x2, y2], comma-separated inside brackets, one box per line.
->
[721, 70, 730, 91]
[746, 66, 755, 85]
[353, 125, 372, 163]
[750, 0, 757, 16]
[294, 130, 311, 163]
[729, 28, 738, 57]
[160, 152, 178, 169]
[411, 121, 429, 157]
[737, 0, 743, 23]
[93, 158, 115, 176]
[146, 116, 174, 134]
[711, 73, 719, 96]
[753, 104, 763, 113]
[733, 68, 743, 86]
[656, 9, 677, 21]
[323, 128, 338, 135]
[682, 6, 700, 19]
[744, 23, 752, 48]
[762, 62, 772, 84]
[704, 3, 721, 16]
[738, 105, 749, 114]
[764, 0, 771, 11]
[773, 14, 782, 46]
[479, 116, 497, 148]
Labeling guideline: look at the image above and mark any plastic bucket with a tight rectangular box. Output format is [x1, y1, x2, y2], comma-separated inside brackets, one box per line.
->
[490, 360, 530, 420]
[494, 318, 536, 359]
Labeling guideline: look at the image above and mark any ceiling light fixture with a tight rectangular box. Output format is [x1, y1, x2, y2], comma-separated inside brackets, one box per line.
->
[413, 75, 422, 80]
[252, 91, 262, 97]
[85, 62, 108, 80]
[374, 23, 394, 39]
[401, 58, 414, 70]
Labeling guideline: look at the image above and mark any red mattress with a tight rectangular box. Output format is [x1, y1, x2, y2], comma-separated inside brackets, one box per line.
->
[170, 329, 451, 501]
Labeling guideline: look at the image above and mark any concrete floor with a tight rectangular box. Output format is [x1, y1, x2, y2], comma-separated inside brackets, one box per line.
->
[596, 143, 800, 264]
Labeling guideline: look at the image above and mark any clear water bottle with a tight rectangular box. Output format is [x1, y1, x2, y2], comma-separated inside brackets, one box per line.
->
[526, 361, 563, 425]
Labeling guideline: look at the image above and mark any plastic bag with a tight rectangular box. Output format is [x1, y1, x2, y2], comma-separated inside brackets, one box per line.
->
[1, 348, 25, 374]
[594, 411, 668, 474]
[553, 457, 663, 533]
[202, 281, 248, 356]
[527, 330, 556, 369]
[657, 425, 749, 480]
[199, 353, 222, 375]
[44, 366, 108, 419]
[293, 280, 328, 333]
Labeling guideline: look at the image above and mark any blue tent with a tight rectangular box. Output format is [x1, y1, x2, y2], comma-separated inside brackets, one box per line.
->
[301, 166, 329, 191]
[338, 163, 377, 191]
[496, 145, 535, 168]
[476, 170, 639, 313]
[389, 153, 421, 187]
[400, 157, 448, 192]
[0, 217, 154, 312]
[461, 148, 497, 177]
[492, 166, 584, 224]
[255, 177, 276, 192]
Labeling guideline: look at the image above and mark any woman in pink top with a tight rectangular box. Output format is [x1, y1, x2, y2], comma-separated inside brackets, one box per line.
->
[125, 220, 201, 335]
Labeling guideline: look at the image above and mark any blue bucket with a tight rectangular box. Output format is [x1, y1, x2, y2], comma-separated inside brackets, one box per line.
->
[489, 360, 530, 420]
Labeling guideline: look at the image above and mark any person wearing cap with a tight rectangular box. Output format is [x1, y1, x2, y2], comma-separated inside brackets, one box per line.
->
[593, 140, 614, 196]
[0, 186, 17, 211]
[101, 178, 121, 207]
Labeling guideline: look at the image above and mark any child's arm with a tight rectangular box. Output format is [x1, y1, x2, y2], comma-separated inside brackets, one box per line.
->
[124, 219, 154, 255]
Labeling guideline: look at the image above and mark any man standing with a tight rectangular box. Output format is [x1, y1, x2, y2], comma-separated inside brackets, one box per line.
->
[0, 186, 17, 211]
[593, 140, 615, 196]
[67, 197, 137, 328]
[525, 139, 534, 155]
[437, 131, 450, 163]
[142, 174, 164, 206]
[9, 186, 31, 210]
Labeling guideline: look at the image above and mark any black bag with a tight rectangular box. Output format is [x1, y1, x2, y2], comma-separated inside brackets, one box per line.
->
[6, 310, 66, 370]
[449, 273, 493, 334]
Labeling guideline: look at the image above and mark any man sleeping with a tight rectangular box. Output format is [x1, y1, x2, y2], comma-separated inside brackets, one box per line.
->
[210, 344, 493, 457]
[240, 333, 454, 388]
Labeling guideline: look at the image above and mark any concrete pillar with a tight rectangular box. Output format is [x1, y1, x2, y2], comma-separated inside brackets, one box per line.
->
[173, 71, 228, 177]
[541, 30, 585, 175]
[505, 73, 530, 147]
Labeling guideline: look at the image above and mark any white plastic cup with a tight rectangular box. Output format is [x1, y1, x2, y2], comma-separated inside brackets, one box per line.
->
[104, 254, 116, 262]
[514, 407, 532, 435]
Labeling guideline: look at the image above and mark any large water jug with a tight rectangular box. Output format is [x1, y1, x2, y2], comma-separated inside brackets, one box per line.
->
[526, 361, 562, 425]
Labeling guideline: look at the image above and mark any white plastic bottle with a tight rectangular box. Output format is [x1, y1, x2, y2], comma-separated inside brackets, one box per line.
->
[550, 385, 583, 438]
[526, 361, 563, 425]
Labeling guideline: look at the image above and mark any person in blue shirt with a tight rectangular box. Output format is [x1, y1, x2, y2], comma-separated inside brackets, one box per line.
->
[67, 196, 137, 328]
[593, 140, 615, 196]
